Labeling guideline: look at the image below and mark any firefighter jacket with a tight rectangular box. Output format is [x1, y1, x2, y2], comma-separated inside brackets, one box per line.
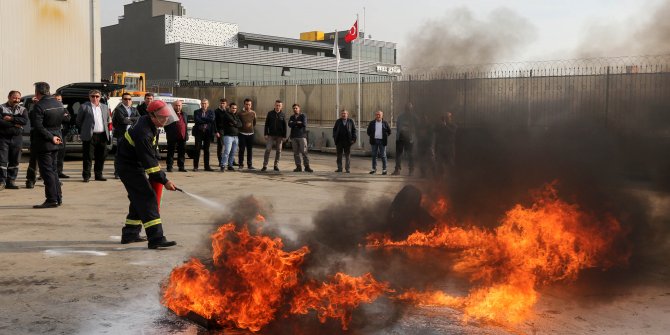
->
[0, 102, 28, 137]
[30, 95, 66, 152]
[116, 115, 168, 185]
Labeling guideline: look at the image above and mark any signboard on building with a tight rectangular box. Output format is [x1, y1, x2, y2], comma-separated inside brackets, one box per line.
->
[375, 65, 402, 75]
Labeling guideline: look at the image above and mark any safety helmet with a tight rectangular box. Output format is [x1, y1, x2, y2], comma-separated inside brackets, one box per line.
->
[147, 100, 169, 117]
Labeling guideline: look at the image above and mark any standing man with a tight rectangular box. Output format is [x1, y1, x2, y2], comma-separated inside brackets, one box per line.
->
[116, 100, 178, 249]
[164, 100, 189, 172]
[288, 103, 312, 172]
[238, 98, 256, 170]
[54, 94, 71, 179]
[136, 92, 154, 116]
[112, 92, 139, 178]
[332, 109, 356, 173]
[214, 98, 228, 168]
[192, 98, 216, 171]
[366, 110, 391, 175]
[261, 100, 287, 172]
[0, 90, 28, 190]
[76, 89, 110, 182]
[31, 82, 65, 208]
[220, 102, 242, 172]
[392, 102, 417, 176]
[433, 112, 457, 176]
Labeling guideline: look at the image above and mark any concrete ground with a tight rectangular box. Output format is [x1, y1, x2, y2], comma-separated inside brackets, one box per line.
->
[0, 148, 669, 335]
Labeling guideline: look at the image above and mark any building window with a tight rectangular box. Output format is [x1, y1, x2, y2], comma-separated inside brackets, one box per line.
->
[248, 44, 263, 50]
[267, 46, 275, 52]
[316, 51, 325, 57]
[279, 47, 289, 53]
[292, 48, 302, 54]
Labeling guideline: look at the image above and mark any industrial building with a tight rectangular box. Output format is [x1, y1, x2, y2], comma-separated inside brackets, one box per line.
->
[101, 0, 401, 88]
[0, 0, 101, 95]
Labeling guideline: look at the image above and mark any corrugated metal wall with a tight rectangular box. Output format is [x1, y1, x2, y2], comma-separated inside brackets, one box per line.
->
[0, 0, 100, 96]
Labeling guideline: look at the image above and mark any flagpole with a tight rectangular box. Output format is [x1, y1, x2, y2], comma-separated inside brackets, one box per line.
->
[357, 13, 362, 149]
[335, 29, 340, 120]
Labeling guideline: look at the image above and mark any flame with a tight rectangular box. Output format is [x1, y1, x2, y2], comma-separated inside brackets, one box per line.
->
[376, 183, 630, 325]
[290, 273, 391, 330]
[162, 218, 388, 332]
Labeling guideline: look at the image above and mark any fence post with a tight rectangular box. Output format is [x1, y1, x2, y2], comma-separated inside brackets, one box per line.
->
[463, 72, 467, 126]
[604, 66, 610, 127]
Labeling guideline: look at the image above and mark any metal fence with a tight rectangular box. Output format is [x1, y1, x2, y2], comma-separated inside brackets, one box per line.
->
[172, 55, 670, 134]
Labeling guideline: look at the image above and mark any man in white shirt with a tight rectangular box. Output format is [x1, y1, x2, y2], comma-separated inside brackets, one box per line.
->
[366, 110, 391, 175]
[76, 89, 111, 182]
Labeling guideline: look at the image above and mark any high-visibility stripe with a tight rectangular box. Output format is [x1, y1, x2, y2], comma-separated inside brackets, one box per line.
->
[145, 166, 161, 174]
[152, 136, 156, 146]
[125, 219, 142, 225]
[124, 131, 135, 146]
[143, 218, 161, 228]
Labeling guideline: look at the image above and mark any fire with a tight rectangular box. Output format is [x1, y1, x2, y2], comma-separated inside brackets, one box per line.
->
[162, 217, 389, 332]
[290, 273, 391, 330]
[377, 183, 630, 325]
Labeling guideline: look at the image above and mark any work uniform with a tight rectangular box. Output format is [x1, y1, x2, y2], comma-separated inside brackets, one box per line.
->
[116, 115, 169, 244]
[0, 102, 27, 188]
[31, 95, 66, 205]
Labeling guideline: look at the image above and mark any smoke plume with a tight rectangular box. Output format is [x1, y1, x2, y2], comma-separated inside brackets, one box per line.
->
[402, 7, 537, 71]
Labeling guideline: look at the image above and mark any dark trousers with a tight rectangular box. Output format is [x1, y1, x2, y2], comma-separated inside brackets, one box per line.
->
[216, 136, 224, 167]
[193, 134, 211, 169]
[118, 165, 165, 243]
[82, 133, 108, 179]
[166, 139, 186, 170]
[26, 149, 38, 182]
[336, 144, 351, 172]
[37, 150, 61, 203]
[0, 135, 22, 185]
[238, 133, 254, 167]
[56, 136, 66, 175]
[394, 140, 414, 171]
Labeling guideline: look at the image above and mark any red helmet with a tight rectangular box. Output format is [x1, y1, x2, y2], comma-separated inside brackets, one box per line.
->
[147, 100, 169, 117]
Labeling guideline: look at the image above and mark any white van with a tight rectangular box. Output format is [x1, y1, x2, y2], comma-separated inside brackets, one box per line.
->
[131, 95, 200, 157]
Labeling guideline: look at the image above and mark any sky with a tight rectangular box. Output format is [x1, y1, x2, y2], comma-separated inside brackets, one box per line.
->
[101, 0, 666, 64]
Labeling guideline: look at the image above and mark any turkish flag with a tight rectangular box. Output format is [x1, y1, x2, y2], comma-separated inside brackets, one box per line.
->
[344, 20, 358, 43]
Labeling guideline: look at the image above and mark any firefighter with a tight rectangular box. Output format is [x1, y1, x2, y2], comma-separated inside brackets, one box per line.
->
[116, 100, 177, 249]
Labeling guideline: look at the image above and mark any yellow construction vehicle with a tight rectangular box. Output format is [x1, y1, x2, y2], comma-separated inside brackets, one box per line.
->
[111, 71, 146, 97]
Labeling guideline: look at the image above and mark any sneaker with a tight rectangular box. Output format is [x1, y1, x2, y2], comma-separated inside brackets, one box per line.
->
[33, 201, 59, 209]
[369, 170, 376, 175]
[227, 166, 235, 171]
[6, 182, 19, 190]
[247, 166, 256, 170]
[220, 166, 226, 172]
[334, 169, 342, 173]
[293, 167, 302, 172]
[304, 166, 313, 173]
[261, 166, 267, 172]
[274, 166, 280, 172]
[382, 170, 388, 175]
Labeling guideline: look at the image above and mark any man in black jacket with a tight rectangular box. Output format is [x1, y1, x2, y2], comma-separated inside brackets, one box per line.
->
[54, 94, 71, 179]
[136, 92, 153, 116]
[366, 110, 391, 175]
[111, 92, 139, 178]
[116, 100, 178, 249]
[262, 100, 287, 171]
[164, 100, 189, 172]
[192, 99, 216, 171]
[332, 109, 356, 173]
[219, 102, 242, 171]
[30, 82, 66, 208]
[0, 90, 28, 190]
[288, 103, 312, 172]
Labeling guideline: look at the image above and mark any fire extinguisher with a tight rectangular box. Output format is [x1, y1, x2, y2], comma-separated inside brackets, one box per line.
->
[151, 181, 163, 211]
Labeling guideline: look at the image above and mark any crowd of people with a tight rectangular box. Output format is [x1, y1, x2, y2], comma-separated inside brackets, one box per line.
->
[0, 83, 457, 248]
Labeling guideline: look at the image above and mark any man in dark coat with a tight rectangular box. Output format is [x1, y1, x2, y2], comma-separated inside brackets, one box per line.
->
[288, 103, 312, 172]
[136, 92, 154, 117]
[76, 89, 111, 182]
[0, 90, 28, 190]
[164, 100, 189, 172]
[366, 110, 392, 175]
[433, 112, 457, 177]
[192, 98, 216, 171]
[332, 109, 357, 173]
[262, 100, 287, 171]
[213, 98, 228, 169]
[111, 92, 139, 178]
[30, 82, 66, 208]
[392, 102, 418, 176]
[219, 102, 242, 171]
[115, 100, 178, 249]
